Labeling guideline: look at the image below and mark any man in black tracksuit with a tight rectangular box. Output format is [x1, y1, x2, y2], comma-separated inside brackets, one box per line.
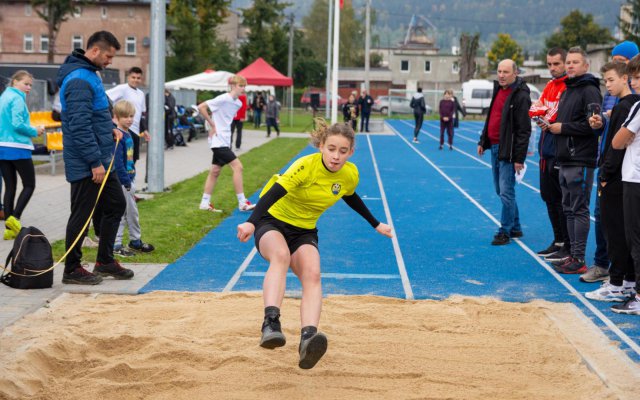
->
[548, 47, 602, 274]
[477, 59, 531, 245]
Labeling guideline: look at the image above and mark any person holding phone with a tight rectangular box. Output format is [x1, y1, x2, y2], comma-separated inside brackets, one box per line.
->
[528, 48, 570, 262]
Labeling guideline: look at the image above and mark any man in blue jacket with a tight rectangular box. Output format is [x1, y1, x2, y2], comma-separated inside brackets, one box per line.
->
[56, 31, 132, 285]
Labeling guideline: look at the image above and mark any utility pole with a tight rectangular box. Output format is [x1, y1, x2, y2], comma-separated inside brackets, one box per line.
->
[147, 0, 165, 193]
[330, 0, 340, 124]
[287, 14, 294, 126]
[364, 0, 371, 90]
[325, 0, 333, 119]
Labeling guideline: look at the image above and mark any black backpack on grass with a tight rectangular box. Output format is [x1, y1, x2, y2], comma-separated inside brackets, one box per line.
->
[0, 227, 53, 289]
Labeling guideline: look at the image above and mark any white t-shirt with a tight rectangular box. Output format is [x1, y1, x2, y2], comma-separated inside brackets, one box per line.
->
[106, 84, 146, 135]
[205, 93, 242, 148]
[621, 100, 640, 183]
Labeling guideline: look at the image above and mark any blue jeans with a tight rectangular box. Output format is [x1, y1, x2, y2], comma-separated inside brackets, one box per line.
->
[491, 144, 520, 234]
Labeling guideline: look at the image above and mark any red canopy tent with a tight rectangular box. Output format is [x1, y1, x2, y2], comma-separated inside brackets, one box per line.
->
[237, 57, 293, 86]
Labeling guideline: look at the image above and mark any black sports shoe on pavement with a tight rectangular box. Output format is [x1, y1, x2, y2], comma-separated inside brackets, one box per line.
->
[545, 247, 571, 262]
[537, 242, 563, 257]
[260, 314, 286, 349]
[491, 232, 510, 246]
[62, 265, 103, 285]
[510, 230, 523, 238]
[298, 332, 328, 369]
[94, 260, 134, 280]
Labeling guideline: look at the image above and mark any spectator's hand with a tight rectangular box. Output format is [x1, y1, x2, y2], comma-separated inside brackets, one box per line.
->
[125, 185, 131, 191]
[141, 131, 151, 142]
[606, 110, 612, 118]
[514, 162, 525, 173]
[113, 128, 123, 141]
[237, 222, 255, 242]
[36, 126, 45, 136]
[91, 165, 106, 184]
[548, 123, 562, 134]
[477, 145, 484, 156]
[375, 222, 393, 238]
[601, 181, 607, 187]
[443, 117, 449, 122]
[209, 127, 217, 137]
[589, 114, 603, 129]
[535, 118, 550, 130]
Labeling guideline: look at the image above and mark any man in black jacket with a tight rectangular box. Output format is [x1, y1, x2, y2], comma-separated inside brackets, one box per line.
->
[477, 59, 532, 245]
[548, 47, 603, 274]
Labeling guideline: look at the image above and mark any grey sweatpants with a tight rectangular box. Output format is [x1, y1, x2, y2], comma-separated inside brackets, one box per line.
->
[116, 182, 141, 247]
[559, 166, 594, 260]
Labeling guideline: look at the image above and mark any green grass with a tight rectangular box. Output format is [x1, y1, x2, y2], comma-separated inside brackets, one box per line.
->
[51, 138, 309, 263]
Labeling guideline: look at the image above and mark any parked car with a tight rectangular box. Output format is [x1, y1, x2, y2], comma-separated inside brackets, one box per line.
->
[461, 79, 541, 115]
[373, 96, 432, 115]
[300, 90, 346, 111]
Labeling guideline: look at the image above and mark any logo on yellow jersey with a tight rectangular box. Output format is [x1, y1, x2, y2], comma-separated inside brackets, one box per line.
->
[331, 183, 341, 195]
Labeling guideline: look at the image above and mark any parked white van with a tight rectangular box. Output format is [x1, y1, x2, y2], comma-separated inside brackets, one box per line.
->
[462, 79, 541, 115]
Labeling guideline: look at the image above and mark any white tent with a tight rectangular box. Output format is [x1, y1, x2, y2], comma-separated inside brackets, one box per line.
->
[164, 70, 274, 93]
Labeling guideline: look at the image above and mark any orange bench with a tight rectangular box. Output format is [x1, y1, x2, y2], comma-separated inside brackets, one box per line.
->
[29, 111, 61, 129]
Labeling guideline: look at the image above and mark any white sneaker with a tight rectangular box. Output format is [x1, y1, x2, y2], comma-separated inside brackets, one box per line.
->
[623, 280, 637, 296]
[199, 203, 223, 213]
[611, 296, 640, 315]
[239, 200, 256, 211]
[585, 282, 628, 302]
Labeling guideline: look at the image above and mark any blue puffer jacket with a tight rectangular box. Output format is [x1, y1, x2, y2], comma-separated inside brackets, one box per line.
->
[0, 87, 38, 150]
[56, 49, 115, 183]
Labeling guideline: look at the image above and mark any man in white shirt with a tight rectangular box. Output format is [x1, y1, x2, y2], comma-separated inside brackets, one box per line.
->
[106, 67, 150, 164]
[197, 75, 256, 212]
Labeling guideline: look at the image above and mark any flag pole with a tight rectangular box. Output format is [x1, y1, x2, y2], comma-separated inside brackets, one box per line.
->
[330, 0, 341, 124]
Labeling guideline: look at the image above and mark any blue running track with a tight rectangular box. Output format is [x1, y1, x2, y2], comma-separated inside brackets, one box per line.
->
[142, 120, 640, 363]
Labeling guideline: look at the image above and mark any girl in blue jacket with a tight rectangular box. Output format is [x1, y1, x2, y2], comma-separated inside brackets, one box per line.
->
[0, 70, 44, 240]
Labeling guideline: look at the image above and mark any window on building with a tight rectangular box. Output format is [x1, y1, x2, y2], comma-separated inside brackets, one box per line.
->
[400, 60, 409, 72]
[73, 6, 82, 17]
[0, 34, 3, 52]
[101, 6, 107, 19]
[452, 61, 460, 74]
[424, 60, 431, 73]
[128, 7, 135, 17]
[72, 35, 83, 50]
[25, 4, 32, 16]
[24, 34, 33, 52]
[40, 34, 49, 53]
[125, 36, 136, 55]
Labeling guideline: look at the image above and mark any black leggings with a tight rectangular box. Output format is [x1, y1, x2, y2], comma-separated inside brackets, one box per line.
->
[0, 158, 36, 220]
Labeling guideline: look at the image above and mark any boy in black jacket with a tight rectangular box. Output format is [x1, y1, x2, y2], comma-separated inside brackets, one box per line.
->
[584, 61, 640, 301]
[548, 47, 603, 274]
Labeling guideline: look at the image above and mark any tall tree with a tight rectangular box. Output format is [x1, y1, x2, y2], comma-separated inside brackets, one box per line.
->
[545, 9, 613, 51]
[487, 33, 524, 71]
[301, 0, 366, 68]
[31, 0, 78, 63]
[620, 1, 640, 43]
[459, 32, 480, 82]
[239, 0, 290, 73]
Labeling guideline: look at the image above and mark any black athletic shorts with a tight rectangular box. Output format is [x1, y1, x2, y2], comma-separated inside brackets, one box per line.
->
[254, 213, 319, 255]
[211, 147, 237, 166]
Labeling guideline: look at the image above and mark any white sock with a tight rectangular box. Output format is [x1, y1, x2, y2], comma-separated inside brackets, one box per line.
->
[236, 193, 246, 204]
[201, 194, 211, 205]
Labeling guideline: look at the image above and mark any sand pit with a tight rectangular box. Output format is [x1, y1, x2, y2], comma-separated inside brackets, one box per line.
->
[0, 292, 638, 400]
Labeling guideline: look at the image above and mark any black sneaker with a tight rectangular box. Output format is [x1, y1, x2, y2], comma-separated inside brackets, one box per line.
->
[260, 314, 286, 349]
[298, 332, 328, 369]
[94, 260, 134, 280]
[510, 230, 523, 238]
[611, 295, 640, 315]
[129, 240, 155, 253]
[545, 247, 571, 262]
[62, 265, 103, 285]
[491, 232, 510, 246]
[551, 256, 574, 268]
[553, 258, 588, 274]
[537, 242, 563, 257]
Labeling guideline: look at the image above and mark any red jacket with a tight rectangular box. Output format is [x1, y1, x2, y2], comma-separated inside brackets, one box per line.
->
[234, 94, 247, 121]
[528, 75, 567, 122]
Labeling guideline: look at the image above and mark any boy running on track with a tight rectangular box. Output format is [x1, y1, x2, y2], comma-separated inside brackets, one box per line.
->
[237, 120, 393, 369]
[197, 75, 256, 213]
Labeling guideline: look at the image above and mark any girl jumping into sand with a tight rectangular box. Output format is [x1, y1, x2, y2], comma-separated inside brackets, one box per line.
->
[237, 120, 392, 369]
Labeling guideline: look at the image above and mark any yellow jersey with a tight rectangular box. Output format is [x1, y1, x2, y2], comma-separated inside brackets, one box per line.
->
[261, 153, 359, 229]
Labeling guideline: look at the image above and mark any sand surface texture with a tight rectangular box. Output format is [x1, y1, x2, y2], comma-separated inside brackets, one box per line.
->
[0, 292, 637, 400]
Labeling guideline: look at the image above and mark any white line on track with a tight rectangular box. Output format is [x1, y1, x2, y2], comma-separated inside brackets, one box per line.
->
[387, 121, 640, 358]
[366, 134, 415, 300]
[243, 272, 400, 279]
[223, 247, 258, 292]
[403, 120, 596, 222]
